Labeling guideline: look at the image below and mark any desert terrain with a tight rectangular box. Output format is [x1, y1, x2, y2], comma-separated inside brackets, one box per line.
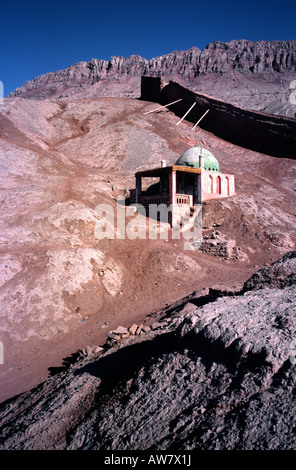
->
[0, 92, 295, 407]
[0, 252, 295, 450]
[0, 38, 296, 448]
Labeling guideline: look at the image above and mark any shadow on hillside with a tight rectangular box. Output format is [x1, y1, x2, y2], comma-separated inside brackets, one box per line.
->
[48, 352, 80, 376]
[73, 332, 178, 396]
[47, 289, 240, 379]
[73, 326, 247, 400]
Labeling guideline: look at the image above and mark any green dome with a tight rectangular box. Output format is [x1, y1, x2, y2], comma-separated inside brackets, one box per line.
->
[175, 146, 220, 172]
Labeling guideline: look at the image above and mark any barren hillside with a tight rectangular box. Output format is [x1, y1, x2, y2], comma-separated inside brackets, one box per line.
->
[0, 93, 295, 409]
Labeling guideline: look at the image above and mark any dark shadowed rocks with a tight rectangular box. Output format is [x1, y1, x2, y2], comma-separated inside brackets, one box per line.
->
[0, 252, 295, 450]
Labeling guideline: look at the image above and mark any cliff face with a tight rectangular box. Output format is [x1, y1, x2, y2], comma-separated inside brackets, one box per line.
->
[9, 40, 296, 117]
[148, 40, 296, 76]
[198, 40, 296, 75]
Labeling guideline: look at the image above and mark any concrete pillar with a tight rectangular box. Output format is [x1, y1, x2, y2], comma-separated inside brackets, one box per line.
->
[193, 174, 202, 204]
[198, 152, 204, 203]
[169, 170, 176, 205]
[229, 175, 235, 195]
[169, 170, 177, 227]
[135, 176, 142, 203]
[159, 176, 163, 194]
[199, 154, 205, 169]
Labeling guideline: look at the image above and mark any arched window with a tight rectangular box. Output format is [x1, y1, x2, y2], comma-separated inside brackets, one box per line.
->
[216, 175, 221, 194]
[208, 174, 214, 193]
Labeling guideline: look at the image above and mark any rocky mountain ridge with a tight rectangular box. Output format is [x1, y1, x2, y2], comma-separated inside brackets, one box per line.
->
[9, 40, 296, 117]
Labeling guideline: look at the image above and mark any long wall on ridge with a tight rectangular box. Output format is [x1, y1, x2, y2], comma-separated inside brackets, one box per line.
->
[140, 76, 296, 159]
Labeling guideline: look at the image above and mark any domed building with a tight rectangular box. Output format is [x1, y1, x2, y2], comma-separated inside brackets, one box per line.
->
[175, 146, 220, 172]
[175, 146, 235, 201]
[130, 145, 235, 228]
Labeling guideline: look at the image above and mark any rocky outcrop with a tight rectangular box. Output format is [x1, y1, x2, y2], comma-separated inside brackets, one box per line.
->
[0, 252, 295, 450]
[198, 40, 296, 75]
[8, 40, 296, 117]
[243, 250, 296, 291]
[146, 40, 296, 77]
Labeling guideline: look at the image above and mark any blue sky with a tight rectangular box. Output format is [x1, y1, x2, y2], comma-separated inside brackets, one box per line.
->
[1, 0, 295, 96]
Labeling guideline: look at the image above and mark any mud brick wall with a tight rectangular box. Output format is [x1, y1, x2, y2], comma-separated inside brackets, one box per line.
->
[141, 76, 165, 103]
[141, 77, 296, 159]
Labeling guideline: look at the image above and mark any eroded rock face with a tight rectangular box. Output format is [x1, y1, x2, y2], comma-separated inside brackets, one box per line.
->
[199, 40, 296, 75]
[0, 253, 295, 450]
[8, 40, 296, 117]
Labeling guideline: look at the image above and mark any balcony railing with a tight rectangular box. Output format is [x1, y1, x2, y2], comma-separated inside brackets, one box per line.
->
[175, 194, 193, 206]
[129, 191, 193, 207]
